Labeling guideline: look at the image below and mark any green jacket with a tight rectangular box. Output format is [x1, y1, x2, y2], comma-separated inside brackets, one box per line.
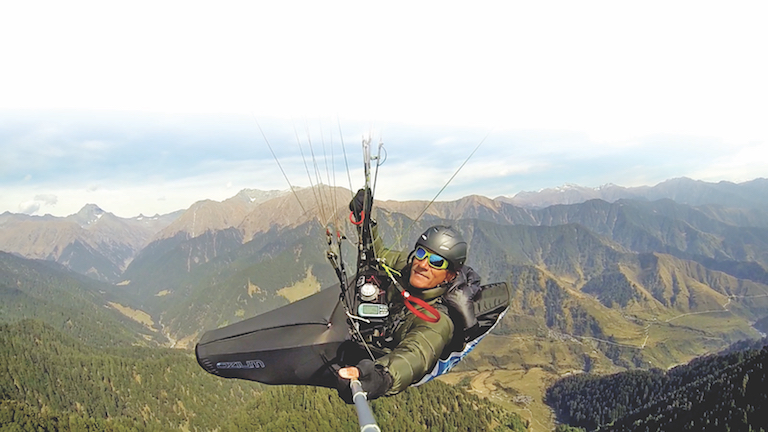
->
[372, 229, 455, 395]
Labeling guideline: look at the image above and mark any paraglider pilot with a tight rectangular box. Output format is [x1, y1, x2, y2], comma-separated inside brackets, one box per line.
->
[337, 190, 482, 402]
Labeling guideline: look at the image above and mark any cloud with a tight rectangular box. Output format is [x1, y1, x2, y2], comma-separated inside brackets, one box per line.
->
[1, 113, 765, 218]
[17, 194, 59, 215]
[18, 201, 40, 215]
[34, 194, 58, 206]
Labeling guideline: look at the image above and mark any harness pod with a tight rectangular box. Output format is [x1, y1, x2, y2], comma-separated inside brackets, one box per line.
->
[195, 279, 510, 387]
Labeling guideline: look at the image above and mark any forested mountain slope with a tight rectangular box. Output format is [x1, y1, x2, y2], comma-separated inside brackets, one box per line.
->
[546, 338, 768, 431]
[0, 320, 526, 431]
[0, 251, 162, 347]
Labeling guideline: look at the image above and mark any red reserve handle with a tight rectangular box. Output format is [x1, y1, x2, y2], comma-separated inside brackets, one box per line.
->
[402, 291, 440, 323]
[349, 211, 365, 226]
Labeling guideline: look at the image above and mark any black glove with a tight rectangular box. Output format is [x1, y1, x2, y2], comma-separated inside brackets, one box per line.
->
[337, 359, 393, 404]
[349, 188, 372, 221]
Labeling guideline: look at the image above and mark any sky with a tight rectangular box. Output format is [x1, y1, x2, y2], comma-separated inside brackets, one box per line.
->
[1, 1, 767, 218]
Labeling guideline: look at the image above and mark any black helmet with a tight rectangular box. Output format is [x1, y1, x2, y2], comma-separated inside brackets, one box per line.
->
[414, 225, 467, 269]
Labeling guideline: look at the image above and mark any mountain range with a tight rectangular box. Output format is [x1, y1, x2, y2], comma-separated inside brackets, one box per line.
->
[0, 205, 180, 282]
[3, 177, 766, 286]
[502, 177, 768, 210]
[2, 176, 768, 430]
[4, 177, 768, 358]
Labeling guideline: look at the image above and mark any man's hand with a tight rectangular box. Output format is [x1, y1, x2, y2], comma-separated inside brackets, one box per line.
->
[338, 366, 360, 380]
[349, 188, 372, 221]
[336, 359, 393, 404]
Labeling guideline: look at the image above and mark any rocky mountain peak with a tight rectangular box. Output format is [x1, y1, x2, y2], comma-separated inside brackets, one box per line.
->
[233, 188, 287, 205]
[69, 204, 107, 227]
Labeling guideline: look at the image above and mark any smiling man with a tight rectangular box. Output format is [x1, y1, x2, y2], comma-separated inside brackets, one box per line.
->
[338, 219, 482, 402]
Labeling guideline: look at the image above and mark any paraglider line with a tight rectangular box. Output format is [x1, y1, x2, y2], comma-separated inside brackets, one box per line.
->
[253, 117, 308, 215]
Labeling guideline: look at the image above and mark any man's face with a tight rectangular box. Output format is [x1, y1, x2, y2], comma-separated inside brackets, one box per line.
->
[409, 248, 456, 289]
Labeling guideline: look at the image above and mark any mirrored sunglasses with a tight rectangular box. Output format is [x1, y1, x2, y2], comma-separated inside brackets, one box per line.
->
[414, 246, 449, 270]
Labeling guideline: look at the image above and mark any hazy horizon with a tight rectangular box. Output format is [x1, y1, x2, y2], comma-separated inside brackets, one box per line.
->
[2, 2, 766, 217]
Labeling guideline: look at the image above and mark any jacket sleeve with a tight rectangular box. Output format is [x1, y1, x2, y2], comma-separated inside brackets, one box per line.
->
[374, 311, 454, 395]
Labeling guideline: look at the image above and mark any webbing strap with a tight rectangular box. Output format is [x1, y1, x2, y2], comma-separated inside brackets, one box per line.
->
[381, 264, 441, 323]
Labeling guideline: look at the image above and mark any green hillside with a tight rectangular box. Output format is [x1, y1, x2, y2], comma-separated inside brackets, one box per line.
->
[134, 222, 345, 343]
[501, 198, 768, 275]
[0, 252, 161, 347]
[0, 320, 526, 431]
[545, 338, 768, 431]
